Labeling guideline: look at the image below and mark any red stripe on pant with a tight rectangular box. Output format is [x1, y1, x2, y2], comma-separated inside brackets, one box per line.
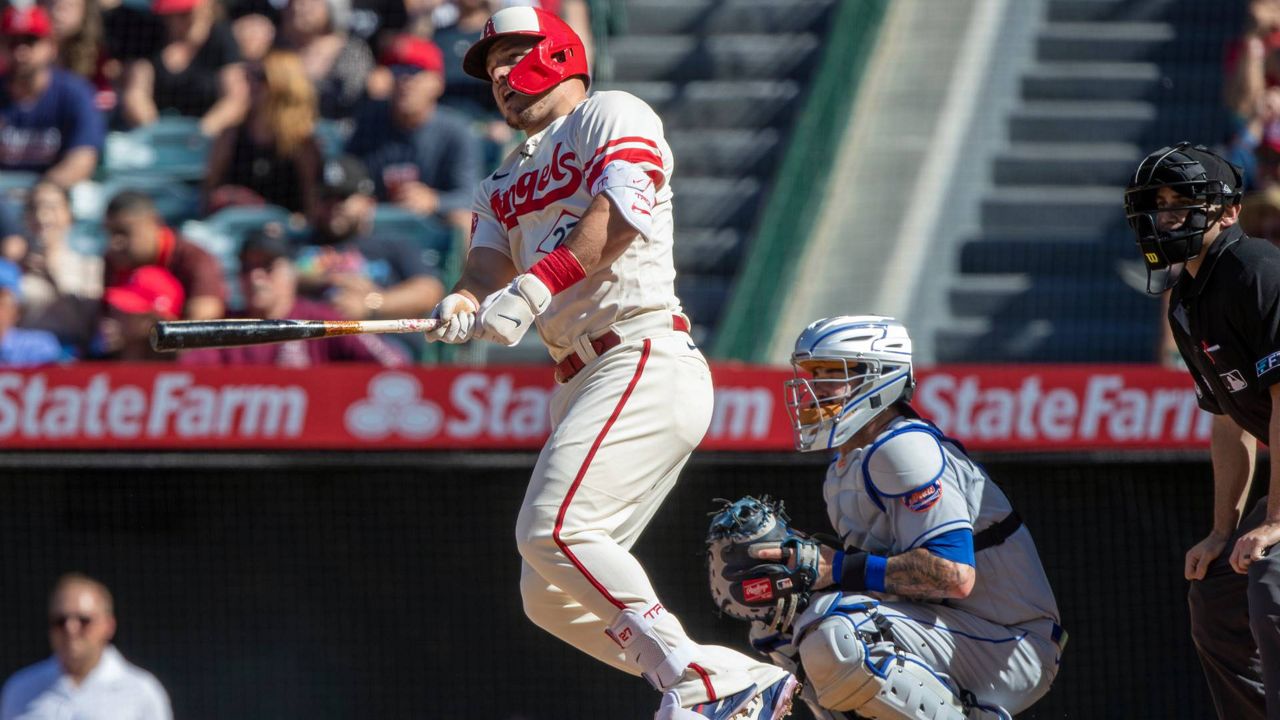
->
[552, 339, 653, 610]
[689, 663, 717, 703]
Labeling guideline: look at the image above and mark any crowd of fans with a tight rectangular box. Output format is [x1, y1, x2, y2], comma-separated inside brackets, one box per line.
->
[0, 0, 591, 366]
[1223, 0, 1280, 235]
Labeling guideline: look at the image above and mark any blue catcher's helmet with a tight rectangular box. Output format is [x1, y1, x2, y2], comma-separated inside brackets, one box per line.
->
[784, 316, 914, 452]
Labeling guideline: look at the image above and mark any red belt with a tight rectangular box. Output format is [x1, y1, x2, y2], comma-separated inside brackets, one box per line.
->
[555, 314, 690, 383]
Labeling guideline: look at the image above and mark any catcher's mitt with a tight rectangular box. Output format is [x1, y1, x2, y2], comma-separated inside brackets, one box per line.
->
[705, 496, 823, 634]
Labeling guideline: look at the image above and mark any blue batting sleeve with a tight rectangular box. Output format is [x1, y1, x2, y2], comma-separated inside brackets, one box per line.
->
[920, 527, 975, 567]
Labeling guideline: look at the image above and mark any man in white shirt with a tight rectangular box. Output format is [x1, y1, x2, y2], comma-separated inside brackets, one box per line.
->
[1, 573, 172, 720]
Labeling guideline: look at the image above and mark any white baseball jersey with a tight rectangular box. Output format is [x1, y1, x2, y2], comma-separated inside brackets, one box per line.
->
[825, 415, 1060, 629]
[469, 90, 681, 361]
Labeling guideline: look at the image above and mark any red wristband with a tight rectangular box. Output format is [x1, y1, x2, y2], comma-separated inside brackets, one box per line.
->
[528, 246, 586, 295]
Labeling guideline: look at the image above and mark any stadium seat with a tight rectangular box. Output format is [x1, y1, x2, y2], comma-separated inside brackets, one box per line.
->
[185, 205, 294, 261]
[102, 117, 210, 182]
[67, 221, 107, 256]
[0, 171, 38, 200]
[625, 0, 834, 36]
[181, 205, 294, 310]
[75, 176, 201, 226]
[372, 205, 453, 270]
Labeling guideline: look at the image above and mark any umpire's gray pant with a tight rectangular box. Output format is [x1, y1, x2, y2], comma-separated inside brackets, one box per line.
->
[1188, 497, 1280, 720]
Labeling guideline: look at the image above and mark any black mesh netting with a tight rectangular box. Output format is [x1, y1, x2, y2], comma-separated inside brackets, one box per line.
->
[0, 452, 1234, 719]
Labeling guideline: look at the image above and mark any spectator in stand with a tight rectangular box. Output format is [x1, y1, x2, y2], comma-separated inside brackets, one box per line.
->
[278, 0, 375, 121]
[1240, 184, 1280, 244]
[204, 50, 323, 216]
[17, 182, 102, 358]
[119, 0, 249, 137]
[346, 35, 481, 232]
[40, 0, 117, 112]
[98, 265, 184, 361]
[103, 190, 227, 320]
[299, 155, 442, 343]
[0, 259, 62, 367]
[401, 0, 438, 38]
[436, 0, 591, 62]
[183, 226, 409, 366]
[0, 573, 172, 720]
[226, 0, 278, 63]
[0, 5, 104, 188]
[99, 0, 163, 73]
[1224, 0, 1280, 190]
[1, 204, 25, 263]
[346, 0, 406, 50]
[433, 0, 500, 119]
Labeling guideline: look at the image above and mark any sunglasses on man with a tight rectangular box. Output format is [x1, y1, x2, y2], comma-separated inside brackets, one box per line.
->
[3, 35, 44, 48]
[48, 614, 95, 630]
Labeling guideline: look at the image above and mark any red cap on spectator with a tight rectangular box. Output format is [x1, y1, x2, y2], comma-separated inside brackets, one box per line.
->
[380, 35, 444, 74]
[105, 266, 186, 320]
[1, 6, 53, 37]
[152, 0, 201, 15]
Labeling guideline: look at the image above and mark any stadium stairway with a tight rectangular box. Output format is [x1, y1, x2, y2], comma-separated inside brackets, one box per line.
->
[599, 0, 835, 342]
[937, 0, 1244, 362]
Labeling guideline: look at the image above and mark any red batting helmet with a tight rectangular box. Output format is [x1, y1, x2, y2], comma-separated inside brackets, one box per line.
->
[462, 6, 589, 96]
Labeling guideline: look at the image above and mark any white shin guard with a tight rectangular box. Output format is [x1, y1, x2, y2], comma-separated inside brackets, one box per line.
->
[797, 613, 968, 720]
[606, 603, 697, 692]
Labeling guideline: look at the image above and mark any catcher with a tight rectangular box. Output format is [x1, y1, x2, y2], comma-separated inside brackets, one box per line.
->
[704, 316, 1064, 719]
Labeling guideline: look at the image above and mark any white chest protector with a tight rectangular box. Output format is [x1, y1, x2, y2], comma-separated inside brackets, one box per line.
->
[824, 417, 1060, 629]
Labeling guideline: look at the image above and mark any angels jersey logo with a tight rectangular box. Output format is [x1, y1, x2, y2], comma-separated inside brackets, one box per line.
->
[903, 482, 942, 513]
[742, 577, 773, 603]
[489, 142, 582, 229]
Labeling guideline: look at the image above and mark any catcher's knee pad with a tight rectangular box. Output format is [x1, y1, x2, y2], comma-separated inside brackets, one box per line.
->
[796, 613, 966, 719]
[606, 603, 696, 692]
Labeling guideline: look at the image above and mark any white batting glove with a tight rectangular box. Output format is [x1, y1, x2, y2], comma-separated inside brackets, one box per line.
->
[476, 273, 551, 347]
[425, 293, 479, 344]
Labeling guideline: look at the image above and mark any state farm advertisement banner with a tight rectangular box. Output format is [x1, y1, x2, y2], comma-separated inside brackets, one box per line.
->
[913, 365, 1213, 451]
[0, 364, 1211, 452]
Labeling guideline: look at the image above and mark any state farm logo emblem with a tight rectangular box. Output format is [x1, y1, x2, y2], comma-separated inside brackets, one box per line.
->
[742, 577, 773, 603]
[344, 373, 443, 440]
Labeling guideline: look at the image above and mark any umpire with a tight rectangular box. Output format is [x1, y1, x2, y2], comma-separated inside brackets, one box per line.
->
[1126, 142, 1280, 719]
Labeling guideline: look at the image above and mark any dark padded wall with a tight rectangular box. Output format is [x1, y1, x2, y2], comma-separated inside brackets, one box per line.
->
[0, 452, 1232, 719]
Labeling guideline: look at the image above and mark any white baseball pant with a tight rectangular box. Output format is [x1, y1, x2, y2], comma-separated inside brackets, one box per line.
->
[515, 327, 784, 707]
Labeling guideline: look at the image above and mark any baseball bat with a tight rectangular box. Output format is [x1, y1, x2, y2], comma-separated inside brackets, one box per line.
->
[150, 318, 441, 352]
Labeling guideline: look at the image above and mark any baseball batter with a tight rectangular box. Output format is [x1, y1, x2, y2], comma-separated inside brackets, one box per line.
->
[425, 8, 797, 719]
[707, 317, 1064, 719]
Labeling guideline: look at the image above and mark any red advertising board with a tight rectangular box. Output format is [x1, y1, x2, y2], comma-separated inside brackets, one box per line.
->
[0, 363, 1209, 452]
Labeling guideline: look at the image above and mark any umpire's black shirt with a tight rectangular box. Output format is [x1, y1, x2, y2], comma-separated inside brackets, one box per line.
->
[1169, 223, 1280, 443]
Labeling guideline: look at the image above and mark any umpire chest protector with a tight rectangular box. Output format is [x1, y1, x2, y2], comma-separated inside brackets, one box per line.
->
[1168, 225, 1280, 443]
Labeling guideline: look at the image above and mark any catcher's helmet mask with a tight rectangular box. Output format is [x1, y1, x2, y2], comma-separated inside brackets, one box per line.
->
[785, 317, 915, 453]
[1125, 142, 1243, 294]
